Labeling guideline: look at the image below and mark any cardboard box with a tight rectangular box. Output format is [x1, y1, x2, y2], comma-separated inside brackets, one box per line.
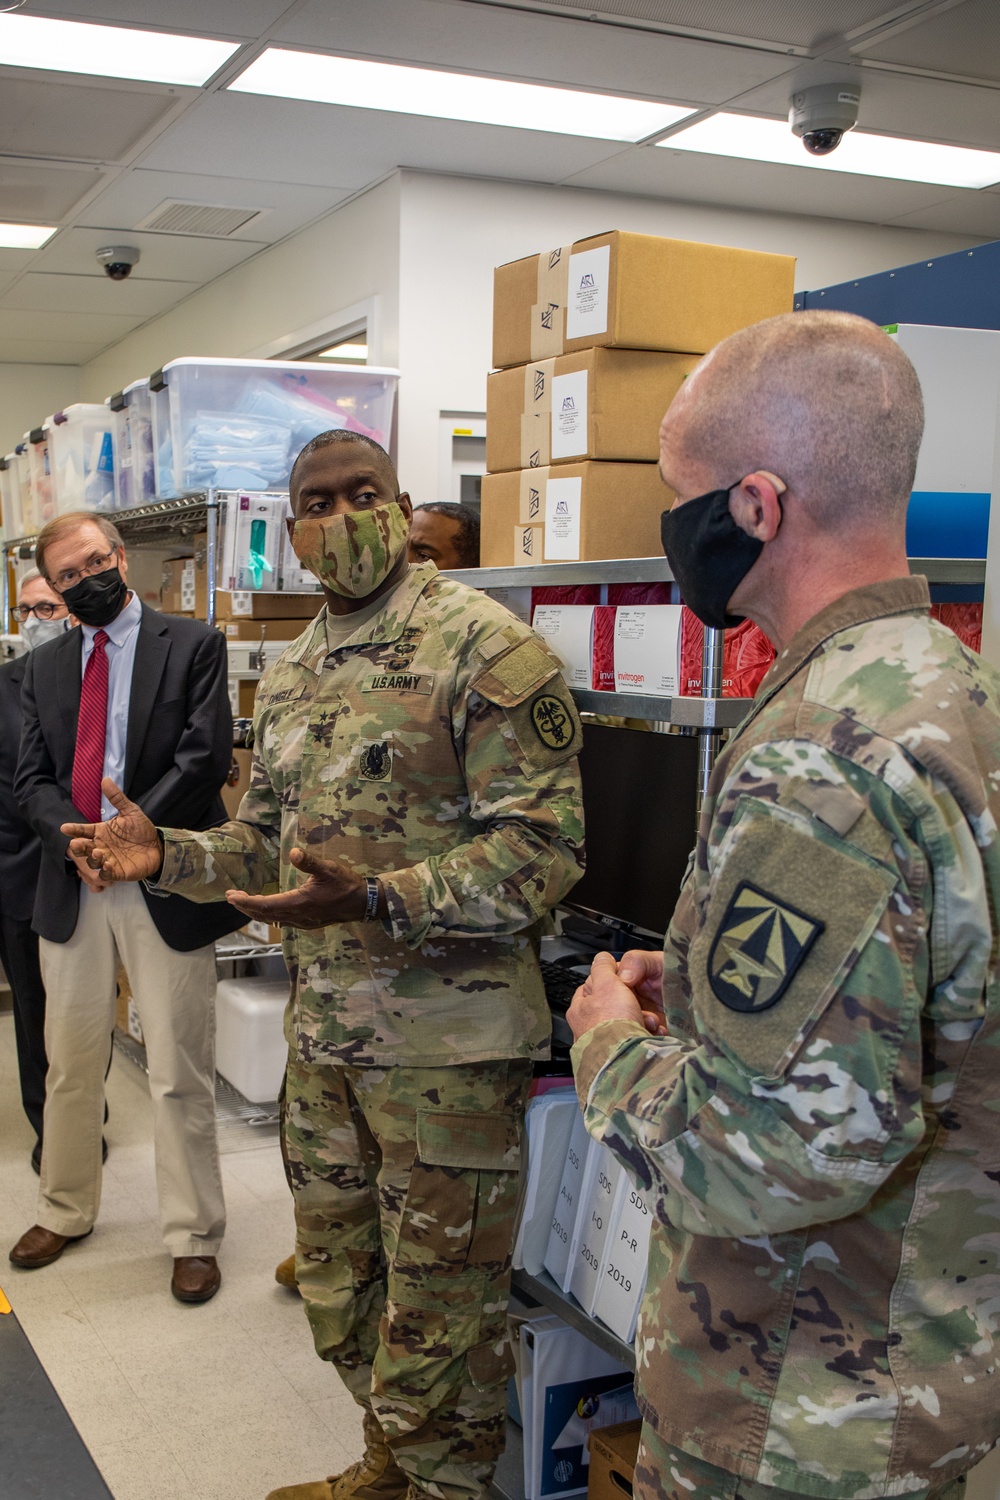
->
[486, 348, 698, 472]
[215, 589, 320, 621]
[480, 463, 670, 566]
[493, 231, 795, 368]
[221, 745, 253, 819]
[587, 1421, 641, 1500]
[216, 617, 311, 642]
[160, 555, 195, 615]
[237, 679, 258, 717]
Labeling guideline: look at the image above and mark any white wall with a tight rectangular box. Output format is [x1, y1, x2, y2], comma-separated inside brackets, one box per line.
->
[78, 176, 402, 402]
[395, 171, 987, 501]
[0, 364, 81, 455]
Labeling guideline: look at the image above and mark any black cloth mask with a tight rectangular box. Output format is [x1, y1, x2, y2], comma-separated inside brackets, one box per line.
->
[660, 487, 767, 630]
[60, 566, 128, 628]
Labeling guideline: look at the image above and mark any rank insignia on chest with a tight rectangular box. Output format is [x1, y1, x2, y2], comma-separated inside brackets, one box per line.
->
[708, 881, 823, 1014]
[359, 739, 393, 781]
[530, 692, 575, 750]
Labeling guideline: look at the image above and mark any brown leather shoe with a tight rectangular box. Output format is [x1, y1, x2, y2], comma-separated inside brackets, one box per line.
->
[9, 1224, 93, 1269]
[171, 1255, 221, 1304]
[265, 1414, 408, 1500]
[275, 1252, 299, 1291]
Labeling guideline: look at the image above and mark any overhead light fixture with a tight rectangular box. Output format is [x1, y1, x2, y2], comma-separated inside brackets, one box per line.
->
[0, 12, 240, 86]
[657, 112, 1000, 189]
[0, 222, 57, 249]
[230, 48, 694, 143]
[316, 343, 368, 360]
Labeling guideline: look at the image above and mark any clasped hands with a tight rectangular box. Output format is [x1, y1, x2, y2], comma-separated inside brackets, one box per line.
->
[567, 949, 669, 1043]
[61, 777, 377, 929]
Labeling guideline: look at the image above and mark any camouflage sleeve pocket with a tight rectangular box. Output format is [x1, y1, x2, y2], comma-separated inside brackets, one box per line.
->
[690, 798, 897, 1081]
[471, 637, 582, 773]
[416, 1108, 522, 1172]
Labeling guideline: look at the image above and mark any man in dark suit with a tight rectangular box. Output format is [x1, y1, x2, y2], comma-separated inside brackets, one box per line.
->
[8, 511, 243, 1303]
[0, 569, 71, 1170]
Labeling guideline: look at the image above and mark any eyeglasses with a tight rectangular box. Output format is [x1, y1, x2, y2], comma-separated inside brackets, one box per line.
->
[10, 601, 67, 623]
[52, 547, 118, 592]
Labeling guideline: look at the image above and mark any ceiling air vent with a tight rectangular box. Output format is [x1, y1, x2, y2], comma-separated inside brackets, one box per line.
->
[134, 201, 264, 237]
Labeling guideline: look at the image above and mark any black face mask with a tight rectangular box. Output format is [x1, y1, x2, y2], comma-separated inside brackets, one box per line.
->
[660, 487, 765, 631]
[60, 566, 128, 628]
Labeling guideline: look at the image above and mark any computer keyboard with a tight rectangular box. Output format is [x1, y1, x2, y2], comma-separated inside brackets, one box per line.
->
[540, 959, 589, 1013]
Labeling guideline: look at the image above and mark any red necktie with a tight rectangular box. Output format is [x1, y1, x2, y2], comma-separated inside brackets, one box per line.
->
[72, 629, 110, 824]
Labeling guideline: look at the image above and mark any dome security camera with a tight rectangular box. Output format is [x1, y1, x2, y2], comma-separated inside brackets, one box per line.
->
[96, 244, 140, 280]
[789, 83, 860, 156]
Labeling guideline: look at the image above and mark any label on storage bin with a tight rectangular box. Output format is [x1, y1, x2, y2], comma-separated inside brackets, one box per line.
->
[543, 476, 582, 561]
[550, 371, 588, 461]
[566, 245, 610, 341]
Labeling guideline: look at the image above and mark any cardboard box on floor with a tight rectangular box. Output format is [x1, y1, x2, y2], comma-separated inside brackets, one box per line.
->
[493, 231, 795, 369]
[480, 462, 670, 566]
[487, 347, 698, 473]
[587, 1421, 642, 1500]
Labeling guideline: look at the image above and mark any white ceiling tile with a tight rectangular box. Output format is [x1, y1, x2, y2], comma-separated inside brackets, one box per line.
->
[74, 168, 353, 243]
[0, 159, 106, 221]
[0, 248, 38, 274]
[0, 308, 144, 342]
[858, 0, 1000, 86]
[19, 1, 289, 38]
[0, 75, 180, 162]
[882, 194, 1000, 238]
[2, 272, 201, 317]
[276, 0, 792, 103]
[0, 338, 106, 363]
[30, 225, 267, 281]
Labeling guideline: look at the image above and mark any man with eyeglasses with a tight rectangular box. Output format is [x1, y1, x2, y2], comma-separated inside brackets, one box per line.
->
[8, 511, 244, 1303]
[0, 569, 71, 1172]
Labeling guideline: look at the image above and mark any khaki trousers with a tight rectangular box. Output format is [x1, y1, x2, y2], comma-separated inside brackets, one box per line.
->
[38, 882, 226, 1257]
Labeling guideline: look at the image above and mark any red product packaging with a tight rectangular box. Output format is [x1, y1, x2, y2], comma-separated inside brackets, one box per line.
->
[679, 610, 776, 698]
[930, 602, 982, 654]
[531, 585, 601, 615]
[592, 605, 617, 689]
[607, 582, 677, 606]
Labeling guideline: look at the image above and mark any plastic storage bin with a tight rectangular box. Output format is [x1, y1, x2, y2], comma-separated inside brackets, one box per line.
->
[214, 976, 288, 1104]
[28, 423, 57, 527]
[49, 404, 115, 513]
[110, 381, 155, 510]
[0, 456, 19, 540]
[149, 357, 400, 496]
[12, 440, 35, 536]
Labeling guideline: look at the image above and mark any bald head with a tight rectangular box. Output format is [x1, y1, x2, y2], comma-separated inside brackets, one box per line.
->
[662, 310, 923, 533]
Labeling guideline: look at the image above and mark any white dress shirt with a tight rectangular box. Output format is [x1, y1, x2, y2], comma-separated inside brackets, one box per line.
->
[80, 589, 143, 821]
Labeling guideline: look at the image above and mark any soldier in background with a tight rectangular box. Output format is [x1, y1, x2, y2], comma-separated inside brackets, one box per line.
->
[568, 311, 1000, 1500]
[407, 502, 480, 570]
[65, 430, 585, 1500]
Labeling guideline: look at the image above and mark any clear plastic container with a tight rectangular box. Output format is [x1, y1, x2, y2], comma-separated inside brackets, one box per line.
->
[110, 381, 155, 510]
[149, 358, 400, 496]
[48, 404, 115, 513]
[28, 422, 57, 527]
[12, 439, 35, 536]
[0, 455, 19, 541]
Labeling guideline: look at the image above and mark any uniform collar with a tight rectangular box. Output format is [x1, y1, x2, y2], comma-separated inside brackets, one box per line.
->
[752, 574, 930, 711]
[284, 561, 439, 675]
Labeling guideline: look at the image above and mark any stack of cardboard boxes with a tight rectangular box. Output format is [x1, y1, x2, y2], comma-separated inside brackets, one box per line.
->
[482, 230, 796, 566]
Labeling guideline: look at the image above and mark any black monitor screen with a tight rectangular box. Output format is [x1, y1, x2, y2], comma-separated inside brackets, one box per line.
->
[566, 722, 700, 941]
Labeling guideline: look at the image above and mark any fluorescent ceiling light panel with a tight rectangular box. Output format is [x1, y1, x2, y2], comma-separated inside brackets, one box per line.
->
[0, 13, 239, 86]
[230, 48, 693, 142]
[0, 223, 57, 249]
[657, 112, 1000, 189]
[317, 343, 368, 359]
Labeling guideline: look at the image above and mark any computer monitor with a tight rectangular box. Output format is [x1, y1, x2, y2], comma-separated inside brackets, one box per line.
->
[565, 722, 699, 942]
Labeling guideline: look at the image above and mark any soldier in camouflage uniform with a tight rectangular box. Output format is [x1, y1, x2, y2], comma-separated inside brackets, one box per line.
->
[568, 311, 1000, 1500]
[64, 431, 585, 1500]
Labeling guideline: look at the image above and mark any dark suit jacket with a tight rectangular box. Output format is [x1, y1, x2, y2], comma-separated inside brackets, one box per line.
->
[0, 655, 41, 924]
[15, 603, 246, 951]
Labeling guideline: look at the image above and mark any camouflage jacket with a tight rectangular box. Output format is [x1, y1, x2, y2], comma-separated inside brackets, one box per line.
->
[572, 576, 1000, 1497]
[160, 562, 585, 1067]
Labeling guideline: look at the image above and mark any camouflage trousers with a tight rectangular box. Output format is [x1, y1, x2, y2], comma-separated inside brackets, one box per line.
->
[633, 1426, 968, 1500]
[282, 1056, 533, 1500]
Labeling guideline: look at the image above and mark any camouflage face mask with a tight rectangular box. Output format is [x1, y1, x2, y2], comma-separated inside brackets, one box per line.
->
[291, 501, 409, 599]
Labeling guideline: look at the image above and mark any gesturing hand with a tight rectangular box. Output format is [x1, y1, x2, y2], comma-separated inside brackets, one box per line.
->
[225, 847, 380, 931]
[567, 950, 669, 1043]
[61, 778, 163, 884]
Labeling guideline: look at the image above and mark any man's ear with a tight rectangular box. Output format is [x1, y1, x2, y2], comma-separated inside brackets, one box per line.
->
[729, 472, 784, 544]
[285, 515, 296, 543]
[396, 491, 413, 524]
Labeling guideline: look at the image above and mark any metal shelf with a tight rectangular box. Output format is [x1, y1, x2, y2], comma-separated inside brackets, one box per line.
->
[445, 556, 986, 589]
[908, 557, 985, 584]
[574, 688, 751, 726]
[511, 1268, 636, 1371]
[2, 494, 216, 555]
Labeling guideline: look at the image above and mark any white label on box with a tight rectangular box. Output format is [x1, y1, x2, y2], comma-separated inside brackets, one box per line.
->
[614, 606, 683, 696]
[230, 590, 253, 616]
[532, 605, 594, 686]
[179, 559, 196, 611]
[486, 587, 533, 624]
[127, 996, 144, 1045]
[566, 245, 611, 341]
[544, 477, 582, 562]
[550, 371, 588, 461]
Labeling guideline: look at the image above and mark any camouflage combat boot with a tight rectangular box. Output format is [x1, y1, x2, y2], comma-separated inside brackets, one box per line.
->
[265, 1414, 408, 1500]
